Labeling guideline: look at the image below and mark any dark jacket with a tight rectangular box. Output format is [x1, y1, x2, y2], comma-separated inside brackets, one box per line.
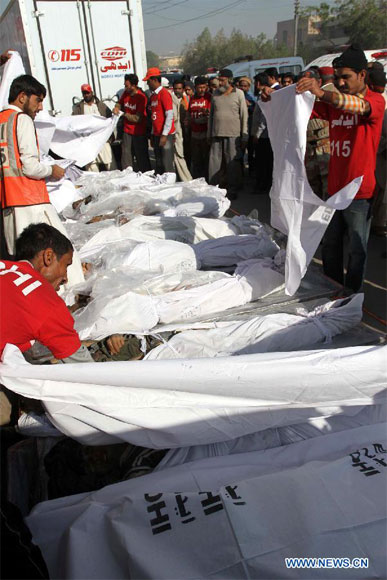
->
[72, 97, 112, 118]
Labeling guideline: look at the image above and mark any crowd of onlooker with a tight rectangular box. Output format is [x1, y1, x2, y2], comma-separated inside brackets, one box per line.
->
[75, 60, 386, 208]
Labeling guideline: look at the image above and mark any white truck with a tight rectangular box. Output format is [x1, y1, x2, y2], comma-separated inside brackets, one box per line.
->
[0, 0, 147, 116]
[307, 49, 387, 73]
[224, 56, 305, 81]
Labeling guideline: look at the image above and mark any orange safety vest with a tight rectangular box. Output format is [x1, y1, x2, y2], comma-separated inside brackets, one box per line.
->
[0, 109, 50, 209]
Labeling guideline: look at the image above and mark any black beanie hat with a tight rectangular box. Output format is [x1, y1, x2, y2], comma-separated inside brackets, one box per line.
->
[195, 75, 208, 86]
[219, 68, 233, 78]
[334, 44, 368, 72]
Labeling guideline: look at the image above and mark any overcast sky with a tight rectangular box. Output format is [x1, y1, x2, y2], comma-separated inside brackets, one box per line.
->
[143, 0, 334, 55]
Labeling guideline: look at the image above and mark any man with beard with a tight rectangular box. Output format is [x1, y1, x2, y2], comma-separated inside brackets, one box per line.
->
[0, 75, 65, 258]
[208, 69, 248, 199]
[72, 83, 116, 172]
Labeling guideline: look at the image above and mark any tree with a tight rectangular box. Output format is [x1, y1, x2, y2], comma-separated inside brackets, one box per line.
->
[180, 27, 290, 75]
[303, 0, 387, 52]
[146, 50, 160, 68]
[335, 0, 387, 49]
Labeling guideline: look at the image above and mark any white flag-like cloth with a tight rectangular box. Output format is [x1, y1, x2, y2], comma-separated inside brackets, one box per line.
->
[0, 344, 385, 447]
[260, 85, 362, 296]
[0, 51, 25, 110]
[34, 111, 57, 155]
[0, 55, 116, 167]
[26, 422, 387, 579]
[47, 114, 118, 167]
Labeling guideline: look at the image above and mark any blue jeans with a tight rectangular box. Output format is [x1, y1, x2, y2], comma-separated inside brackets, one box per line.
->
[322, 198, 372, 292]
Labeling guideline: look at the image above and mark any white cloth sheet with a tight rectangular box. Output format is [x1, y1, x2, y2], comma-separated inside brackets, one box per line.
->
[146, 294, 363, 360]
[0, 344, 385, 448]
[0, 51, 25, 110]
[77, 214, 273, 260]
[260, 85, 362, 295]
[102, 239, 199, 272]
[71, 258, 285, 338]
[35, 114, 118, 168]
[47, 179, 83, 214]
[25, 422, 387, 579]
[0, 55, 115, 169]
[194, 233, 279, 267]
[35, 111, 57, 155]
[157, 403, 387, 470]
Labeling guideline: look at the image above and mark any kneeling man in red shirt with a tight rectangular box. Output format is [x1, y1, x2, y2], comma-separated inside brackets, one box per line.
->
[0, 223, 93, 362]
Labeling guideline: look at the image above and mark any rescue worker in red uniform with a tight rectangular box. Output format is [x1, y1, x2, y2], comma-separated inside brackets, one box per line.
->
[143, 67, 175, 175]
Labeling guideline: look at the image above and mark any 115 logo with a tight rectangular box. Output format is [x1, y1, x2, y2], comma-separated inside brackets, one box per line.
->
[48, 49, 81, 62]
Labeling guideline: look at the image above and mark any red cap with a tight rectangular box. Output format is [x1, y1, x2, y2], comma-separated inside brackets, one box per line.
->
[81, 83, 93, 93]
[319, 66, 334, 77]
[143, 67, 161, 81]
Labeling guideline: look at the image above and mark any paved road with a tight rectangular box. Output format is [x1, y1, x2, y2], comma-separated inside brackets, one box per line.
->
[229, 174, 387, 335]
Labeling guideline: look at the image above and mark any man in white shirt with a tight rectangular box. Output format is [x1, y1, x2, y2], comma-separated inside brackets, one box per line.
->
[0, 74, 84, 288]
[264, 68, 281, 90]
[0, 74, 65, 257]
[72, 83, 116, 172]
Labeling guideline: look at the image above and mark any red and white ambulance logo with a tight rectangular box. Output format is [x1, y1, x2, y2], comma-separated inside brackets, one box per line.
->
[48, 50, 60, 62]
[101, 46, 127, 61]
[48, 49, 81, 62]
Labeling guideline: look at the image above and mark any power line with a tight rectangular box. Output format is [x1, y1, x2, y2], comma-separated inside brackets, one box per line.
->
[144, 0, 245, 32]
[143, 0, 175, 14]
[144, 0, 190, 15]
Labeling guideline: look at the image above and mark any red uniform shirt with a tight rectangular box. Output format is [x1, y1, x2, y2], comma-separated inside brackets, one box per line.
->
[313, 89, 385, 199]
[119, 90, 147, 136]
[149, 87, 175, 137]
[189, 93, 212, 133]
[0, 260, 81, 358]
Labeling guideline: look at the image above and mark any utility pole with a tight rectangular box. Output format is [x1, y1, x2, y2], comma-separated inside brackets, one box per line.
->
[294, 0, 300, 56]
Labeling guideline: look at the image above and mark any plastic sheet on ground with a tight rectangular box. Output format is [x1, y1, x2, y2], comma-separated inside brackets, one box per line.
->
[145, 294, 363, 360]
[47, 179, 83, 214]
[25, 422, 387, 579]
[70, 172, 231, 221]
[77, 214, 276, 260]
[0, 344, 385, 448]
[260, 85, 362, 295]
